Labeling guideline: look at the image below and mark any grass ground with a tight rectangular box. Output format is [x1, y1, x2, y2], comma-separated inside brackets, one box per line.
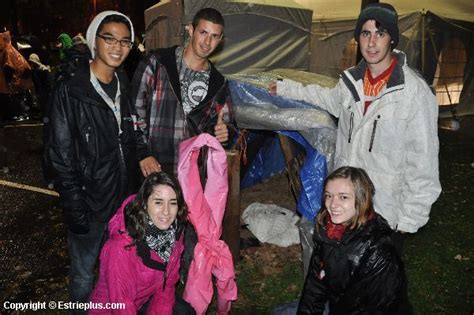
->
[1, 118, 472, 314]
[232, 120, 474, 314]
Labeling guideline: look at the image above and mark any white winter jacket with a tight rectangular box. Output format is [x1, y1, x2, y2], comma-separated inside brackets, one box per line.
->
[277, 50, 441, 233]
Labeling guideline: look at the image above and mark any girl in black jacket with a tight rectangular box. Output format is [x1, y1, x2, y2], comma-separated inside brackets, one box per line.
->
[298, 166, 407, 314]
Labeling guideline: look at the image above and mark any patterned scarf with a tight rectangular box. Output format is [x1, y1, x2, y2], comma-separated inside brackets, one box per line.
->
[145, 218, 177, 262]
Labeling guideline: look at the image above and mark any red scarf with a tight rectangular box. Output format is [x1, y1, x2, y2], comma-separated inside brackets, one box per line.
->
[327, 219, 346, 241]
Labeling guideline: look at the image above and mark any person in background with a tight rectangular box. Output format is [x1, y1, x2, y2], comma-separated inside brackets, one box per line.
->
[70, 33, 92, 60]
[56, 32, 73, 62]
[28, 53, 51, 117]
[131, 7, 236, 177]
[90, 172, 195, 314]
[0, 26, 32, 122]
[298, 166, 407, 314]
[43, 11, 157, 312]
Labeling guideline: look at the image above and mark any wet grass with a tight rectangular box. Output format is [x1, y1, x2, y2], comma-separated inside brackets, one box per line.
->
[1, 121, 473, 314]
[232, 125, 474, 314]
[403, 128, 474, 314]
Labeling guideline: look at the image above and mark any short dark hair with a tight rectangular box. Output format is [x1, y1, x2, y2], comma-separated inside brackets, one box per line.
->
[125, 172, 188, 242]
[192, 7, 225, 29]
[97, 14, 131, 36]
[317, 166, 376, 230]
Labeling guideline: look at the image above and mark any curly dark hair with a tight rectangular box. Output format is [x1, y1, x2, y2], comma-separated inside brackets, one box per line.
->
[125, 172, 187, 243]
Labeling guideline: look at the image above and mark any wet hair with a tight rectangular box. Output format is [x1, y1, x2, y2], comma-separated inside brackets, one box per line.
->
[192, 7, 225, 29]
[125, 172, 187, 242]
[96, 14, 132, 37]
[316, 166, 375, 230]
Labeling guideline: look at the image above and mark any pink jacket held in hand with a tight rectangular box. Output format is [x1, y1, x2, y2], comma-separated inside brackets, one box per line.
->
[178, 133, 238, 315]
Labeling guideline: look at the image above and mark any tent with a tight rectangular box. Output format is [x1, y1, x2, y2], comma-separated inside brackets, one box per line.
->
[144, 0, 313, 73]
[144, 0, 474, 116]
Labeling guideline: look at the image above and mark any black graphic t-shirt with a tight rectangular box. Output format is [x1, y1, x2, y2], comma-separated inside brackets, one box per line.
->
[176, 47, 210, 115]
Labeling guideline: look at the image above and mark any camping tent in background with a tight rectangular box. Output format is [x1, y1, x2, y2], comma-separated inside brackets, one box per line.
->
[144, 0, 474, 116]
[145, 0, 313, 73]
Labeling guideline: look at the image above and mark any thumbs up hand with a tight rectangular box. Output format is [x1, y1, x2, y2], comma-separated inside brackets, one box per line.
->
[214, 110, 229, 143]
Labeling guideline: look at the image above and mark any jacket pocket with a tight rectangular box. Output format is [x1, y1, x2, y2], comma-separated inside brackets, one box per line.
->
[369, 106, 408, 154]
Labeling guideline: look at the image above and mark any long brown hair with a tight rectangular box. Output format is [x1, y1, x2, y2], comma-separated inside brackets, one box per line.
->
[125, 172, 187, 242]
[317, 166, 375, 230]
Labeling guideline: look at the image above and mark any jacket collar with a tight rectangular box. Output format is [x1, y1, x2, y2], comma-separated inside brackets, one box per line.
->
[154, 46, 226, 105]
[315, 214, 391, 246]
[342, 50, 407, 102]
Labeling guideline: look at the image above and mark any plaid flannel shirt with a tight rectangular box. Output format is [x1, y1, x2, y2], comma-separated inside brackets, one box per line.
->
[131, 46, 235, 176]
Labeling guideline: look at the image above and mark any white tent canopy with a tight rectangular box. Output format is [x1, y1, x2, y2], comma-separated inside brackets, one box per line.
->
[144, 0, 474, 115]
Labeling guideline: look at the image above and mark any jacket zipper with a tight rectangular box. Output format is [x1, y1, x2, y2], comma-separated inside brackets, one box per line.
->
[369, 115, 380, 152]
[348, 111, 354, 143]
[118, 138, 125, 170]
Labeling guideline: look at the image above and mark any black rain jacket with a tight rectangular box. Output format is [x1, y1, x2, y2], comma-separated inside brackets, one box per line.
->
[298, 214, 406, 314]
[43, 59, 150, 233]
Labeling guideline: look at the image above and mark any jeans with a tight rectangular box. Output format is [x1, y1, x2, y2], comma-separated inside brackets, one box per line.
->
[67, 221, 107, 314]
[390, 230, 413, 315]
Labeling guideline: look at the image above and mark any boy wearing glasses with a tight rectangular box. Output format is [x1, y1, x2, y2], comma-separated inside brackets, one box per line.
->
[132, 7, 236, 177]
[44, 11, 155, 311]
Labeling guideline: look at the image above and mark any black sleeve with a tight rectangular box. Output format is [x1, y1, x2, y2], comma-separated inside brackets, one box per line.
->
[297, 242, 328, 314]
[43, 83, 89, 234]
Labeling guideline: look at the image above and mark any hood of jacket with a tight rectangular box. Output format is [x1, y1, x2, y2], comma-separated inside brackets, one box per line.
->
[108, 194, 135, 242]
[86, 10, 135, 59]
[57, 33, 73, 60]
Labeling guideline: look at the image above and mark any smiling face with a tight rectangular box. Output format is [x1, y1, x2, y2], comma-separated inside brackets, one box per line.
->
[146, 184, 179, 230]
[187, 19, 223, 61]
[93, 21, 131, 71]
[324, 178, 357, 225]
[359, 19, 392, 76]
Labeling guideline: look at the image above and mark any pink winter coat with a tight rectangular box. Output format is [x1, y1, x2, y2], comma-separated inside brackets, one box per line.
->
[89, 195, 185, 315]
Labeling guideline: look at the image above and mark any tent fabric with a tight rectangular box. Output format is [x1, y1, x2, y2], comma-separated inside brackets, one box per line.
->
[183, 0, 313, 73]
[144, 0, 474, 114]
[294, 0, 474, 22]
[278, 131, 327, 222]
[145, 0, 313, 73]
[178, 133, 237, 315]
[228, 69, 337, 161]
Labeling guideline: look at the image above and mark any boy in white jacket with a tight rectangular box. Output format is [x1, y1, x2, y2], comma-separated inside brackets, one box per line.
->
[271, 3, 441, 243]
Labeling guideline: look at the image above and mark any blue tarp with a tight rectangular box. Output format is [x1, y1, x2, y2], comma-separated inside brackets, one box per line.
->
[230, 78, 334, 220]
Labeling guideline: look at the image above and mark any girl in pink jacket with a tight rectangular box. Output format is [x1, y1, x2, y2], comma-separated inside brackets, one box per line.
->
[90, 172, 192, 314]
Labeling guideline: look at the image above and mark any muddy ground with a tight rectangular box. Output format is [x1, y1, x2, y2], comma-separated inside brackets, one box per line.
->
[1, 116, 473, 313]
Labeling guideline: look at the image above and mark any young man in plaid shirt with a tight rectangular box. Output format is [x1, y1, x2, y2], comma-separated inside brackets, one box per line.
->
[132, 8, 235, 177]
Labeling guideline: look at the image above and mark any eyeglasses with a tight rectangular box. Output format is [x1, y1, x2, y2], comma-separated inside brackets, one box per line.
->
[96, 34, 133, 48]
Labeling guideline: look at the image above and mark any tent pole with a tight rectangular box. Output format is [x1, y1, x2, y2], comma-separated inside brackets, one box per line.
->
[222, 150, 241, 262]
[421, 10, 426, 76]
